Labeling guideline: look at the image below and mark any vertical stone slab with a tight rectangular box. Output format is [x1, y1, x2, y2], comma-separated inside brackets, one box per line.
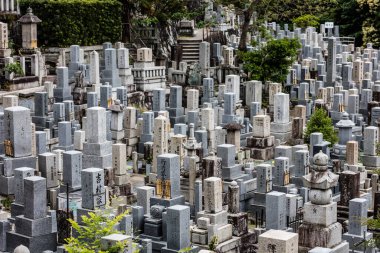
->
[266, 191, 287, 230]
[86, 107, 107, 143]
[166, 205, 191, 251]
[156, 154, 180, 199]
[24, 176, 47, 219]
[4, 106, 32, 157]
[203, 177, 223, 213]
[256, 164, 272, 193]
[14, 167, 34, 205]
[136, 186, 155, 215]
[63, 150, 83, 190]
[81, 168, 105, 210]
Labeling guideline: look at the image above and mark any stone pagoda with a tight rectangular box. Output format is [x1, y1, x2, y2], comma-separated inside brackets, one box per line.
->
[298, 151, 349, 252]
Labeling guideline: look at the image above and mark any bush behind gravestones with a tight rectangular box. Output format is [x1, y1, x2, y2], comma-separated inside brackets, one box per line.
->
[20, 0, 122, 47]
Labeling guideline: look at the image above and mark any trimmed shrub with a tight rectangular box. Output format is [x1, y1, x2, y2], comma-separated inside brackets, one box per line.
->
[20, 0, 122, 47]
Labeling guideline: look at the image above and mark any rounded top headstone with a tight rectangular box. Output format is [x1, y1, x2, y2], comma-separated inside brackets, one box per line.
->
[231, 181, 237, 186]
[14, 245, 30, 253]
[313, 150, 328, 166]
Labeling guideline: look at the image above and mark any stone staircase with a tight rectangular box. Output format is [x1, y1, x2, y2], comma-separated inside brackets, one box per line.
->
[178, 39, 202, 63]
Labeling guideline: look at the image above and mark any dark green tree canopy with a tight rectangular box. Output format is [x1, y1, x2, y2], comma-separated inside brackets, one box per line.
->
[240, 37, 301, 83]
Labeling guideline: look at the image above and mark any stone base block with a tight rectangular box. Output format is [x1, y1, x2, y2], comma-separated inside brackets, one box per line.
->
[0, 175, 14, 195]
[258, 229, 298, 253]
[343, 232, 373, 252]
[119, 68, 132, 76]
[303, 202, 337, 226]
[111, 130, 124, 140]
[362, 155, 380, 167]
[222, 115, 237, 124]
[222, 164, 242, 180]
[144, 222, 162, 237]
[273, 184, 296, 193]
[6, 231, 57, 252]
[83, 154, 112, 169]
[209, 223, 232, 244]
[250, 147, 274, 160]
[150, 195, 185, 208]
[299, 222, 343, 249]
[139, 234, 164, 248]
[246, 136, 275, 148]
[15, 215, 52, 237]
[83, 141, 112, 156]
[270, 121, 292, 133]
[227, 213, 248, 236]
[330, 241, 350, 253]
[240, 232, 257, 252]
[191, 227, 208, 245]
[114, 174, 129, 186]
[11, 203, 24, 218]
[1, 155, 36, 177]
[197, 210, 228, 226]
[215, 237, 241, 253]
[271, 131, 292, 143]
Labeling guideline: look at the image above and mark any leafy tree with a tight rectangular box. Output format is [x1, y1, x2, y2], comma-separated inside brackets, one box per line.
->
[216, 0, 272, 51]
[293, 14, 319, 29]
[331, 0, 365, 46]
[240, 37, 301, 83]
[304, 108, 338, 146]
[264, 0, 337, 26]
[65, 210, 130, 253]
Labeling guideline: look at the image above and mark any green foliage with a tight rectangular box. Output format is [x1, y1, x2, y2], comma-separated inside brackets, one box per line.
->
[376, 142, 380, 156]
[64, 210, 129, 253]
[263, 0, 337, 26]
[179, 247, 193, 253]
[293, 14, 319, 28]
[208, 235, 218, 251]
[1, 196, 12, 211]
[331, 0, 364, 46]
[363, 218, 380, 248]
[4, 62, 24, 77]
[129, 0, 188, 26]
[240, 37, 301, 83]
[19, 0, 122, 47]
[304, 108, 338, 146]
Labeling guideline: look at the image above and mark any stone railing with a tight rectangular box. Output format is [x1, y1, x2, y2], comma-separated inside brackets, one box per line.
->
[0, 0, 19, 14]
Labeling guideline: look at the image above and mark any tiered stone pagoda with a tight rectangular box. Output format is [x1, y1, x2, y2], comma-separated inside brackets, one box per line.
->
[298, 151, 349, 252]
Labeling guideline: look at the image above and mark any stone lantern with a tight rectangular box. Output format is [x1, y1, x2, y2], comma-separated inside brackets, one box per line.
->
[332, 111, 355, 160]
[17, 7, 41, 49]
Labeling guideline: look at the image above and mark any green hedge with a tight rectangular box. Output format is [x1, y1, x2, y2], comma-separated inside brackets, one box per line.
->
[20, 0, 122, 47]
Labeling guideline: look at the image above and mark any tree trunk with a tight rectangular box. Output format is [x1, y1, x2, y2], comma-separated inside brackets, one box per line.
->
[121, 0, 132, 42]
[238, 0, 259, 51]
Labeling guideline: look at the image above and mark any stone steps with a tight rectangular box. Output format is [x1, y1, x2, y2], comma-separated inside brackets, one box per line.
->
[178, 39, 202, 63]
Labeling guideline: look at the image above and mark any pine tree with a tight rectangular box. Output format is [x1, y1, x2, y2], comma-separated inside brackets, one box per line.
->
[304, 108, 338, 146]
